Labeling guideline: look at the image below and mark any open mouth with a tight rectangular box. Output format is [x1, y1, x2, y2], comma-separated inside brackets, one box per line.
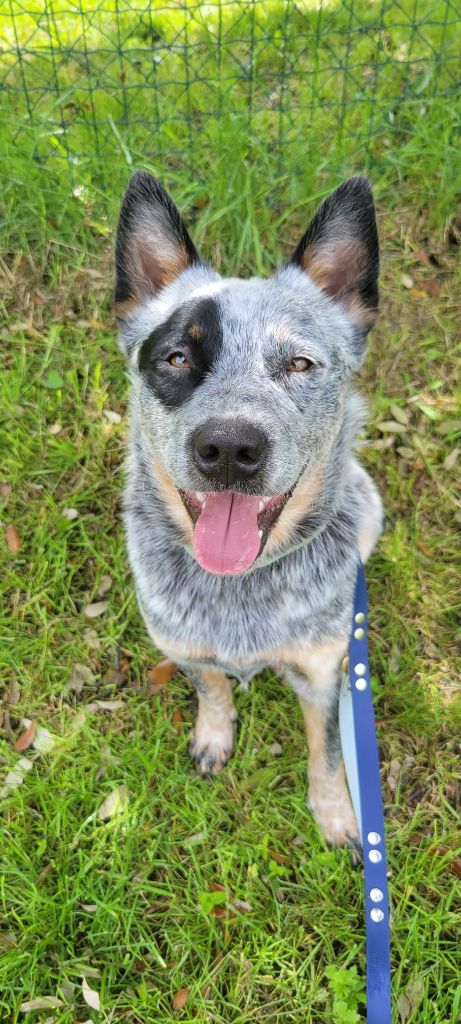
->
[180, 488, 293, 575]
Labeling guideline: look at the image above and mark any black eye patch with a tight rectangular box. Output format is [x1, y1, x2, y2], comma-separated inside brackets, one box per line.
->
[138, 297, 223, 410]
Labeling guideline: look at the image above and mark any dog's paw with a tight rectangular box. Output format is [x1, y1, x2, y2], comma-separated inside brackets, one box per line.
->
[308, 791, 361, 858]
[190, 712, 235, 776]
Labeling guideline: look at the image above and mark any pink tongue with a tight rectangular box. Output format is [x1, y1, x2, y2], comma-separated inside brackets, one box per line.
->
[192, 491, 262, 575]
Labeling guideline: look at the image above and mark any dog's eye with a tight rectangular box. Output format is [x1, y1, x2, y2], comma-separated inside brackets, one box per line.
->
[168, 352, 190, 369]
[287, 357, 314, 373]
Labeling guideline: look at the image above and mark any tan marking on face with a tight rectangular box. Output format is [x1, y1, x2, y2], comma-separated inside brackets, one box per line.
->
[263, 397, 344, 558]
[188, 322, 203, 341]
[263, 462, 326, 556]
[151, 456, 194, 546]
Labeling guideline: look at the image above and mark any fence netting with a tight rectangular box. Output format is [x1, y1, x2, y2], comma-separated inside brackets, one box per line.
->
[1, 0, 459, 219]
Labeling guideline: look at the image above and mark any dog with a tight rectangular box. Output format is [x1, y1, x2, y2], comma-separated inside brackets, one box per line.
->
[114, 172, 383, 852]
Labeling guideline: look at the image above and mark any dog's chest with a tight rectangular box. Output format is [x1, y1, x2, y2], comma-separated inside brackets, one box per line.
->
[127, 518, 354, 666]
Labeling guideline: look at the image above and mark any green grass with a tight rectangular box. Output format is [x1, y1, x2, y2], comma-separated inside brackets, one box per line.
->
[1, 1, 461, 1021]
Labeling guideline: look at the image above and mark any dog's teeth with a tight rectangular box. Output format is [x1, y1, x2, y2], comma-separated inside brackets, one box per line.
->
[258, 500, 265, 512]
[258, 529, 263, 538]
[195, 491, 205, 502]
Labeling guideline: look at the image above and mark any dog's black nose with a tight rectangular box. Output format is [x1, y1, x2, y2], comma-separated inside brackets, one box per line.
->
[192, 418, 268, 486]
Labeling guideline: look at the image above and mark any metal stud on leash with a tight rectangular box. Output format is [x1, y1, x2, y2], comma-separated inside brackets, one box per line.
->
[339, 561, 391, 1024]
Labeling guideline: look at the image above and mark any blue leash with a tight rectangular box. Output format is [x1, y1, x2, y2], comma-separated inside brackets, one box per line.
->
[339, 561, 392, 1024]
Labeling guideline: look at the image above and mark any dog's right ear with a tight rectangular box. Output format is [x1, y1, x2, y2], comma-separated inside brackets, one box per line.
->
[114, 171, 201, 318]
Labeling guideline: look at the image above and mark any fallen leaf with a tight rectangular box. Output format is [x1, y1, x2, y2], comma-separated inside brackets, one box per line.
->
[377, 420, 407, 434]
[397, 446, 415, 459]
[83, 628, 101, 650]
[86, 698, 125, 712]
[424, 277, 440, 298]
[429, 845, 461, 879]
[416, 540, 432, 557]
[409, 287, 427, 298]
[5, 524, 21, 553]
[62, 507, 78, 521]
[390, 404, 409, 425]
[89, 318, 106, 330]
[19, 997, 64, 1012]
[269, 741, 283, 756]
[172, 987, 189, 1010]
[13, 720, 36, 753]
[48, 422, 62, 435]
[398, 976, 424, 1023]
[82, 976, 100, 1011]
[68, 663, 94, 695]
[444, 447, 459, 470]
[401, 273, 414, 289]
[31, 724, 56, 755]
[103, 409, 122, 425]
[148, 659, 177, 690]
[172, 708, 183, 732]
[209, 882, 226, 892]
[436, 419, 461, 435]
[387, 757, 402, 792]
[8, 679, 20, 705]
[84, 600, 108, 618]
[232, 898, 253, 912]
[1, 757, 34, 795]
[97, 573, 113, 597]
[97, 784, 128, 821]
[80, 903, 98, 912]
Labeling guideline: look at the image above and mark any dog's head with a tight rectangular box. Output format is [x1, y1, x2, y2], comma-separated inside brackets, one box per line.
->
[115, 172, 379, 575]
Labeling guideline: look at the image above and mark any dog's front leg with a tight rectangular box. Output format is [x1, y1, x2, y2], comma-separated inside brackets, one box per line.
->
[186, 666, 237, 777]
[283, 638, 361, 855]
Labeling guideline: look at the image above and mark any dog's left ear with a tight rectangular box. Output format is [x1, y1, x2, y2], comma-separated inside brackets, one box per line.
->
[114, 171, 201, 316]
[289, 176, 379, 331]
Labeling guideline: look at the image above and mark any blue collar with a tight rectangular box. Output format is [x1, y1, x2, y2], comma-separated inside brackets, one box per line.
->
[339, 561, 392, 1023]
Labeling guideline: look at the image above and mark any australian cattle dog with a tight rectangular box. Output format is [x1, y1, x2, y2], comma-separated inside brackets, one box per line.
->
[114, 172, 383, 852]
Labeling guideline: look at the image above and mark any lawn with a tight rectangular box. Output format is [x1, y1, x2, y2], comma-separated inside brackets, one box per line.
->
[1, 1, 461, 1022]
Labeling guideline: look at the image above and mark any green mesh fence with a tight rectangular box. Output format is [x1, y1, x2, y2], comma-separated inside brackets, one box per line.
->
[0, 0, 460, 229]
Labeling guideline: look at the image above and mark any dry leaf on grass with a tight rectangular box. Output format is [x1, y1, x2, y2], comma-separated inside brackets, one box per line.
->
[84, 600, 108, 618]
[83, 628, 101, 650]
[97, 784, 128, 821]
[82, 976, 101, 1011]
[13, 720, 36, 753]
[1, 757, 34, 795]
[48, 422, 62, 435]
[68, 663, 94, 695]
[19, 997, 63, 1012]
[147, 659, 177, 692]
[103, 409, 122, 424]
[97, 573, 113, 597]
[390, 403, 409, 425]
[62, 507, 78, 521]
[444, 447, 459, 470]
[172, 987, 189, 1010]
[5, 524, 21, 553]
[172, 709, 183, 733]
[401, 273, 414, 289]
[398, 976, 424, 1022]
[86, 699, 125, 713]
[20, 719, 56, 755]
